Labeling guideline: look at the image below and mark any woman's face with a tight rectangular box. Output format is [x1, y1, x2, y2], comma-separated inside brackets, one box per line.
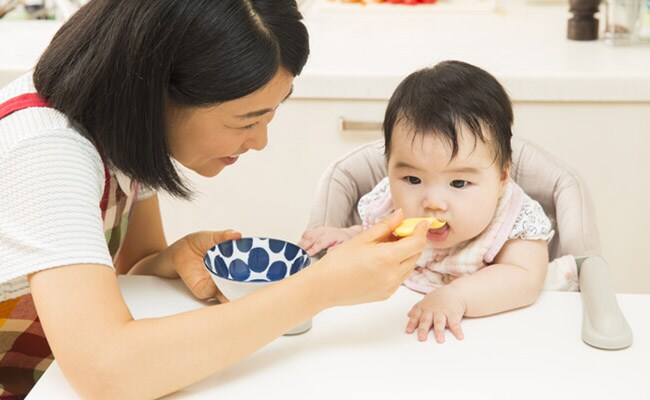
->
[166, 68, 294, 177]
[387, 123, 509, 250]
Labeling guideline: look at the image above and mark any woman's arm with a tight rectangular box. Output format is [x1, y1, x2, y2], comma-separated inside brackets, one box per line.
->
[449, 238, 549, 317]
[113, 195, 168, 276]
[30, 210, 428, 400]
[30, 264, 325, 400]
[115, 196, 243, 300]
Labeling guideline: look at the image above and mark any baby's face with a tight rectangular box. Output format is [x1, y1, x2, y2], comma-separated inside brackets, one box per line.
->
[387, 123, 508, 250]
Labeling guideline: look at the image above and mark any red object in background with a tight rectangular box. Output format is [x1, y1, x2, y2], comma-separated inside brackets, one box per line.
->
[383, 0, 438, 4]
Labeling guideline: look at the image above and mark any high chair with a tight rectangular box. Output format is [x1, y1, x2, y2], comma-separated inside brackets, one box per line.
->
[306, 137, 633, 350]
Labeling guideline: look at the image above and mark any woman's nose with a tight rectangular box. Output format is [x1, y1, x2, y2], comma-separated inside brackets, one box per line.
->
[246, 125, 268, 151]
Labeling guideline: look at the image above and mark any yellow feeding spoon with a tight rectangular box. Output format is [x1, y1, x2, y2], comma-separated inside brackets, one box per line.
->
[393, 217, 446, 237]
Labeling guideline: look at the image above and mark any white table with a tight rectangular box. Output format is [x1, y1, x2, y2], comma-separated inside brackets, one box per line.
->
[28, 275, 650, 399]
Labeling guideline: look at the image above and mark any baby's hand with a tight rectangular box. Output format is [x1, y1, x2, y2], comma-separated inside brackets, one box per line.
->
[406, 285, 467, 343]
[298, 226, 362, 257]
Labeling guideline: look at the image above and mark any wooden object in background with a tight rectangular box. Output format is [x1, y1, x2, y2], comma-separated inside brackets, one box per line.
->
[568, 0, 600, 40]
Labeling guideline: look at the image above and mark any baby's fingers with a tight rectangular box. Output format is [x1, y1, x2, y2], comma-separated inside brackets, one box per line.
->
[433, 313, 447, 343]
[297, 230, 317, 250]
[298, 231, 329, 256]
[405, 307, 422, 334]
[417, 312, 434, 342]
[446, 313, 465, 341]
[297, 237, 313, 252]
[448, 320, 464, 341]
[308, 237, 338, 257]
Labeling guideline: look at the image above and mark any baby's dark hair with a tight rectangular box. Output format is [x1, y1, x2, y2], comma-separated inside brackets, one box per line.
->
[383, 60, 513, 170]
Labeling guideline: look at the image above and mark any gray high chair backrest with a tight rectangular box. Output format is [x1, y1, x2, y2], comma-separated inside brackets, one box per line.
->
[306, 137, 632, 350]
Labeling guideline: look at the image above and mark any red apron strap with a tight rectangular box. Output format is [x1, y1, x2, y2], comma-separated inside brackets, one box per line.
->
[0, 93, 50, 119]
[98, 152, 111, 216]
[0, 93, 111, 212]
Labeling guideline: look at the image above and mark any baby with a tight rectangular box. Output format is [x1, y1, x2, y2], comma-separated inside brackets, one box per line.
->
[299, 61, 578, 343]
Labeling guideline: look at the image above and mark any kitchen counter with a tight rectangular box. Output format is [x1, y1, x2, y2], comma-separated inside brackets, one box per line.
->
[295, 0, 650, 101]
[3, 3, 650, 101]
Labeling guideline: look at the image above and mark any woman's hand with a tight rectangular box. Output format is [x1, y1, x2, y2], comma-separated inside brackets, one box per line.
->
[405, 285, 467, 343]
[309, 209, 428, 307]
[166, 230, 242, 301]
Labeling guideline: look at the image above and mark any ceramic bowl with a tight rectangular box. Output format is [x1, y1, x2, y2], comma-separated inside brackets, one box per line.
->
[203, 237, 312, 334]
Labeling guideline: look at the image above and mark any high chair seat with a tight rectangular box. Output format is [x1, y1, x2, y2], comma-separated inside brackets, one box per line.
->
[306, 137, 632, 350]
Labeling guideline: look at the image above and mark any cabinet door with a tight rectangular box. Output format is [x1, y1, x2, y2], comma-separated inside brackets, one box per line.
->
[159, 99, 386, 243]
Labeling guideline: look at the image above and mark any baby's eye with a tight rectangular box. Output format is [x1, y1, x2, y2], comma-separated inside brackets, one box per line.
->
[405, 176, 421, 185]
[450, 180, 469, 189]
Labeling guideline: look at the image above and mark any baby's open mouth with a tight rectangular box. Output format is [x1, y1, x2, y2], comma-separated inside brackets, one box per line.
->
[428, 223, 448, 234]
[427, 224, 450, 242]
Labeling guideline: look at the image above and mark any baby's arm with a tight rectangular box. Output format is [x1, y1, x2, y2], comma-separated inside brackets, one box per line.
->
[298, 225, 363, 257]
[451, 238, 548, 317]
[406, 238, 548, 343]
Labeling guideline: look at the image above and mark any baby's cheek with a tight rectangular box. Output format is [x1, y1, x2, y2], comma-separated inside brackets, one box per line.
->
[392, 199, 416, 218]
[473, 199, 500, 233]
[457, 215, 492, 242]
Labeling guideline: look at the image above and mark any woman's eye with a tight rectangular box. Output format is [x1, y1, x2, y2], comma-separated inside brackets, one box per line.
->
[239, 122, 259, 130]
[450, 180, 469, 189]
[405, 176, 421, 185]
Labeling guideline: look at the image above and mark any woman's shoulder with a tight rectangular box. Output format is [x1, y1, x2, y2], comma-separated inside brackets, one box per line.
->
[1, 73, 93, 153]
[0, 110, 105, 196]
[0, 72, 35, 102]
[0, 125, 103, 174]
[1, 74, 100, 166]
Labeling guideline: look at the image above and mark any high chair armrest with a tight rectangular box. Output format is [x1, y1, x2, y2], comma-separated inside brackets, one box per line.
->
[578, 256, 633, 350]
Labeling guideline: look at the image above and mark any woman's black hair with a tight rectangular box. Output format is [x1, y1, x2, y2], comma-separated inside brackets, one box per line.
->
[383, 60, 513, 170]
[34, 0, 309, 198]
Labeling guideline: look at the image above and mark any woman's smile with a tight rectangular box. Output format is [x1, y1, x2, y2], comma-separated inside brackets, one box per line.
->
[219, 155, 239, 166]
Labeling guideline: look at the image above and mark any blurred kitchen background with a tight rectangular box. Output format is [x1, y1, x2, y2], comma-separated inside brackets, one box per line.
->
[1, 0, 649, 293]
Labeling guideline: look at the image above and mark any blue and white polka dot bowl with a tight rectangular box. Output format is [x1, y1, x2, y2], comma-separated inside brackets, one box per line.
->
[203, 237, 312, 335]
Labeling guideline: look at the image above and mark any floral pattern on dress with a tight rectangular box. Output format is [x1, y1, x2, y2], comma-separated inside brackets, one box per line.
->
[509, 196, 554, 241]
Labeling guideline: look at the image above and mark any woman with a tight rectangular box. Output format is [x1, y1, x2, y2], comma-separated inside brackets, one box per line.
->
[0, 0, 427, 398]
